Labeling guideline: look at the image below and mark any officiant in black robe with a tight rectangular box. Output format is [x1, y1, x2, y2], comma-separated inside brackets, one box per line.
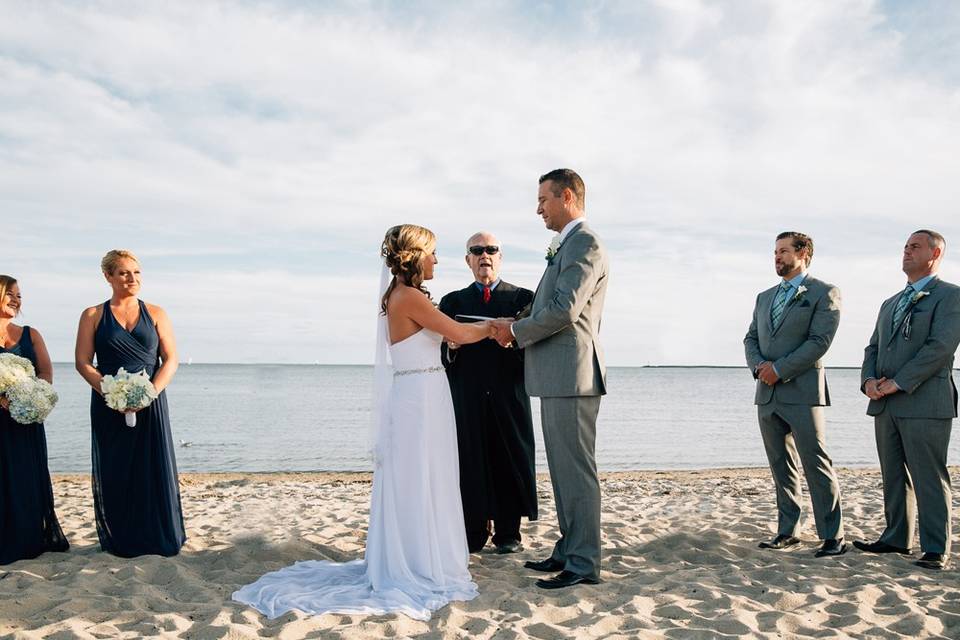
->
[439, 232, 538, 554]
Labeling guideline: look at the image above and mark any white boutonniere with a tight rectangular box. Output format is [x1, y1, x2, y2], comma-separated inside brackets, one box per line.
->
[793, 285, 808, 302]
[545, 235, 561, 261]
[902, 291, 930, 340]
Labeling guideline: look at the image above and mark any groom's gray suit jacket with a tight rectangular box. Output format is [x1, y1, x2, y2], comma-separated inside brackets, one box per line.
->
[511, 220, 608, 580]
[512, 222, 608, 398]
[744, 276, 840, 406]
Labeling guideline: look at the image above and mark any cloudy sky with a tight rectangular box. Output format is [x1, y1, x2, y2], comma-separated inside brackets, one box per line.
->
[2, 0, 958, 365]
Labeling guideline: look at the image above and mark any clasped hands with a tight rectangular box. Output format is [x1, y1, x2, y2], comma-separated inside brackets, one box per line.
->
[864, 377, 900, 400]
[755, 361, 780, 386]
[486, 319, 516, 348]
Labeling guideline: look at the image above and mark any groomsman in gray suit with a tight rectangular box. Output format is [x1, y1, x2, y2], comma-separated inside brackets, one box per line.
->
[855, 229, 960, 571]
[492, 168, 608, 589]
[744, 232, 846, 557]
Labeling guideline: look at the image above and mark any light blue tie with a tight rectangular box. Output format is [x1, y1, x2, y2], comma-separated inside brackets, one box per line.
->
[892, 284, 915, 330]
[770, 282, 792, 329]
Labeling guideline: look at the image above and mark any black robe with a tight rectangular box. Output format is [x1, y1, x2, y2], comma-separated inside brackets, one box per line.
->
[439, 281, 538, 525]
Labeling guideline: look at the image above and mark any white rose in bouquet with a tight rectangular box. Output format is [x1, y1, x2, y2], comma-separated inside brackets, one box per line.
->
[0, 353, 58, 425]
[100, 367, 158, 427]
[0, 352, 36, 394]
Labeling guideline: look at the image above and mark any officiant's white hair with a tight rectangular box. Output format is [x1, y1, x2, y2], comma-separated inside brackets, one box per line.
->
[465, 231, 499, 250]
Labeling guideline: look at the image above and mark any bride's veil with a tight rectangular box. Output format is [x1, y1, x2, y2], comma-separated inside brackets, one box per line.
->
[370, 261, 393, 466]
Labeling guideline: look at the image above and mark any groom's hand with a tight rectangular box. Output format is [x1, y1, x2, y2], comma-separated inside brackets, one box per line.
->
[491, 319, 515, 347]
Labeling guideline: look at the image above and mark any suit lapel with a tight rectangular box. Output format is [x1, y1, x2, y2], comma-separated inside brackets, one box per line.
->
[771, 275, 808, 336]
[762, 287, 776, 334]
[888, 276, 941, 343]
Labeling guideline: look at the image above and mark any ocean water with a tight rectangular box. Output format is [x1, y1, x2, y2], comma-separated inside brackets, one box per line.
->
[41, 364, 960, 473]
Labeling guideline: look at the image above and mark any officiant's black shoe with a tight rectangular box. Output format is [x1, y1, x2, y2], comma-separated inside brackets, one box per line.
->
[815, 538, 847, 557]
[853, 540, 912, 554]
[758, 535, 800, 550]
[915, 552, 949, 570]
[496, 541, 523, 554]
[524, 557, 565, 573]
[535, 570, 600, 590]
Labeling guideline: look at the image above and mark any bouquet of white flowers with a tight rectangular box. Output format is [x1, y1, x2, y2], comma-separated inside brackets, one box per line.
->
[0, 352, 35, 392]
[0, 352, 59, 425]
[100, 367, 158, 427]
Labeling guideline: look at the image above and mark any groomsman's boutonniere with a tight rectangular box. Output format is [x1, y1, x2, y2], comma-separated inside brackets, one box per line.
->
[902, 291, 930, 340]
[545, 235, 561, 262]
[793, 285, 808, 302]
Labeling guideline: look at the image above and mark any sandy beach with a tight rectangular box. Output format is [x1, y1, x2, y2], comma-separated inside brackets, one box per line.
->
[2, 468, 959, 639]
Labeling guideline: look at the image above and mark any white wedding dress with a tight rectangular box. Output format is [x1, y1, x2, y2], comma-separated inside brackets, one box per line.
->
[232, 328, 478, 621]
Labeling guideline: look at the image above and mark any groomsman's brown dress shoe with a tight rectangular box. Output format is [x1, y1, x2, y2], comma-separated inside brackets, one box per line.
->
[758, 534, 800, 550]
[535, 570, 600, 590]
[524, 558, 565, 573]
[815, 538, 848, 557]
[915, 552, 949, 570]
[853, 540, 912, 554]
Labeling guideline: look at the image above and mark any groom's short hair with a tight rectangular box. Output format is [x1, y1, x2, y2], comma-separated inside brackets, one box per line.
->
[540, 169, 585, 210]
[777, 231, 814, 265]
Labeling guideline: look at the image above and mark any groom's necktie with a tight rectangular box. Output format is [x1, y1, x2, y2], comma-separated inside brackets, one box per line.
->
[482, 286, 491, 304]
[770, 282, 792, 329]
[892, 284, 915, 330]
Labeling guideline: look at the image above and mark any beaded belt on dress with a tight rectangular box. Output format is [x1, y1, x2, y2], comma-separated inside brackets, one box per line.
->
[394, 365, 445, 377]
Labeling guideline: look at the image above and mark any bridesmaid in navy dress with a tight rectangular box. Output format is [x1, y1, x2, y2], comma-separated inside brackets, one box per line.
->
[74, 250, 186, 557]
[0, 275, 69, 564]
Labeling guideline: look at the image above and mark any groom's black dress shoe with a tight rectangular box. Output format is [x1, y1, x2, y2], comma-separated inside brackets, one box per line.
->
[496, 541, 523, 554]
[758, 535, 800, 550]
[524, 558, 565, 573]
[815, 538, 848, 557]
[915, 552, 949, 570]
[535, 570, 600, 590]
[853, 540, 912, 554]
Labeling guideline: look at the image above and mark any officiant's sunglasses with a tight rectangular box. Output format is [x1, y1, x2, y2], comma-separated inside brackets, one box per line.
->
[468, 245, 500, 256]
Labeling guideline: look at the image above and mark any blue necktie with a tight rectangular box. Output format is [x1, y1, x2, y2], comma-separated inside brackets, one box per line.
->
[892, 284, 915, 330]
[771, 282, 792, 329]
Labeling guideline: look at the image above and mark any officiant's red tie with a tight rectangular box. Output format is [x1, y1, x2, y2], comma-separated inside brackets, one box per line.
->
[483, 286, 491, 304]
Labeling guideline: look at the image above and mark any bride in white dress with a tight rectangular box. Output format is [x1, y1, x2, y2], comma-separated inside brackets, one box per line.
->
[233, 224, 496, 621]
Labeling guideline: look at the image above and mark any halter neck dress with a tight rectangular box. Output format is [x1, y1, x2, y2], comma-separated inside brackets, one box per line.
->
[0, 325, 69, 564]
[91, 300, 186, 557]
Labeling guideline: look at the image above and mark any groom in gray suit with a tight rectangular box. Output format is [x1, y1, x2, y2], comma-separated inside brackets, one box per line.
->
[744, 232, 846, 557]
[492, 168, 608, 589]
[855, 229, 960, 571]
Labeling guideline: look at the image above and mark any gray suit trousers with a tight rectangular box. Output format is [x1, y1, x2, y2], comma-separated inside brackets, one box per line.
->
[874, 414, 953, 554]
[540, 396, 602, 580]
[758, 403, 843, 539]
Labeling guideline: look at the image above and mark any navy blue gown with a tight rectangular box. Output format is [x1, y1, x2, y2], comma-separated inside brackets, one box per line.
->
[91, 300, 186, 557]
[0, 326, 69, 564]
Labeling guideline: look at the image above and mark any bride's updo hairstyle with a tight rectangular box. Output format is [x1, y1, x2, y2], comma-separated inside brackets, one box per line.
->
[380, 224, 436, 313]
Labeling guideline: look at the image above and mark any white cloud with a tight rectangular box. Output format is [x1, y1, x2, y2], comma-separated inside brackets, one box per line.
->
[1, 0, 958, 364]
